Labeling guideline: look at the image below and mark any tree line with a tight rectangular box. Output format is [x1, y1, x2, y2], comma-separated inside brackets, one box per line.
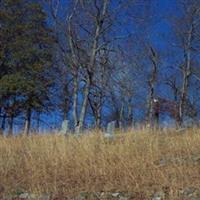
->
[1, 0, 200, 135]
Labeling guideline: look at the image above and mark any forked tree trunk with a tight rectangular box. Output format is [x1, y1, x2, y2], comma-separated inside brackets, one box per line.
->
[88, 95, 102, 129]
[68, 0, 108, 133]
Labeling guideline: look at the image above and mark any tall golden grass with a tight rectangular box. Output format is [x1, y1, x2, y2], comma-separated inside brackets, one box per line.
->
[0, 128, 200, 199]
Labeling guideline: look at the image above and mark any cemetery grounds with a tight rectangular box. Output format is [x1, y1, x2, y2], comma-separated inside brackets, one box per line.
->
[0, 128, 200, 199]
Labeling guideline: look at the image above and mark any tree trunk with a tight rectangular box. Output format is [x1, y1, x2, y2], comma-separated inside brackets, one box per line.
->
[96, 107, 101, 129]
[93, 106, 101, 129]
[0, 127, 3, 136]
[119, 103, 124, 129]
[36, 112, 40, 133]
[0, 114, 6, 136]
[1, 114, 6, 134]
[75, 78, 90, 134]
[24, 108, 31, 135]
[0, 108, 3, 136]
[179, 67, 191, 126]
[68, 4, 79, 130]
[88, 95, 102, 129]
[8, 115, 14, 136]
[69, 0, 108, 133]
[178, 25, 193, 126]
[127, 98, 133, 126]
[78, 0, 108, 132]
[147, 74, 156, 126]
[63, 96, 70, 121]
[147, 46, 158, 127]
[73, 73, 78, 128]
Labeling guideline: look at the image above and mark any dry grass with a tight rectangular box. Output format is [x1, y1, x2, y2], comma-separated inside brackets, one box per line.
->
[1, 128, 200, 199]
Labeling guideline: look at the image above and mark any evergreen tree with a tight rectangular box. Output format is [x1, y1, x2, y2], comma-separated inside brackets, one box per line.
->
[0, 0, 54, 135]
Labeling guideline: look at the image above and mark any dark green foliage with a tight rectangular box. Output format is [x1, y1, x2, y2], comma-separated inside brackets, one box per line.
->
[0, 0, 54, 132]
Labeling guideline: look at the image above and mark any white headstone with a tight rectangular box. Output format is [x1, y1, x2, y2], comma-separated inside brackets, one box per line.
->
[60, 120, 69, 135]
[105, 121, 115, 138]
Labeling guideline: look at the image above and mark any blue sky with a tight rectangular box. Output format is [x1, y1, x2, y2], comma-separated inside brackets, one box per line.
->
[14, 0, 187, 133]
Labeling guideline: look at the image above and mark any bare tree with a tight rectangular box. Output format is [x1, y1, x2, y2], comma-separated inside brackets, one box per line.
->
[88, 48, 112, 128]
[146, 45, 160, 126]
[66, 0, 111, 133]
[172, 0, 200, 125]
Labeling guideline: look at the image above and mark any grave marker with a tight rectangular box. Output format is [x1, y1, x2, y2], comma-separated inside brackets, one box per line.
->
[60, 120, 69, 135]
[105, 121, 116, 138]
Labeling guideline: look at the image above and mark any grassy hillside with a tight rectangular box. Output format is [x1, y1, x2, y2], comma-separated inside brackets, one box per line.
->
[1, 128, 200, 199]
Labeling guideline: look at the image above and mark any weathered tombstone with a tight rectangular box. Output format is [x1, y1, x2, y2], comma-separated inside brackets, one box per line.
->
[75, 126, 79, 135]
[105, 121, 115, 138]
[60, 120, 69, 135]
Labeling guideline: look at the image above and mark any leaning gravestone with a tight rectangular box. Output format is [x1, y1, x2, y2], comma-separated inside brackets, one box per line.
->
[60, 120, 69, 135]
[105, 121, 116, 138]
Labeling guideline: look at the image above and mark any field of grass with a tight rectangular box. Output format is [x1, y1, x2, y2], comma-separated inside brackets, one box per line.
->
[1, 128, 200, 199]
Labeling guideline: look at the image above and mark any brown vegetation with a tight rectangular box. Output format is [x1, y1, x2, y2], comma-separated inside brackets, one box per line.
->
[1, 129, 200, 199]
